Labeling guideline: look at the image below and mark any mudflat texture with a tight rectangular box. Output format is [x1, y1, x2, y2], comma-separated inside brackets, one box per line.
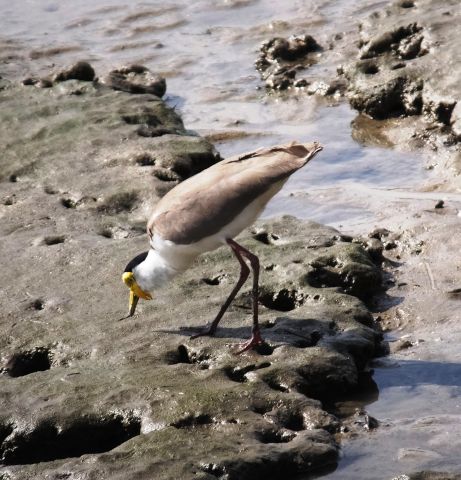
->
[1, 78, 382, 478]
[255, 0, 461, 155]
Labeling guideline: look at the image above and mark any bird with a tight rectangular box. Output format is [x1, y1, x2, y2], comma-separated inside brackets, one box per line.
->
[122, 140, 323, 352]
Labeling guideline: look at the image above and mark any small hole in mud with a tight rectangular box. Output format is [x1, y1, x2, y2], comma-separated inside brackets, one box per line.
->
[30, 299, 45, 311]
[253, 231, 279, 245]
[3, 196, 15, 206]
[134, 153, 155, 166]
[172, 414, 214, 429]
[224, 362, 271, 383]
[166, 345, 210, 367]
[9, 174, 18, 183]
[364, 64, 379, 75]
[280, 412, 305, 431]
[60, 198, 76, 209]
[251, 403, 273, 415]
[1, 413, 141, 465]
[153, 168, 180, 182]
[264, 263, 277, 271]
[98, 228, 113, 239]
[256, 429, 296, 444]
[260, 289, 304, 311]
[44, 186, 58, 195]
[264, 377, 289, 393]
[166, 345, 191, 364]
[202, 275, 225, 286]
[5, 347, 52, 377]
[44, 235, 65, 245]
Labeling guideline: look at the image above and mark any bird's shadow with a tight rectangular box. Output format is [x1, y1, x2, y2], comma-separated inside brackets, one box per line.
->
[156, 316, 334, 349]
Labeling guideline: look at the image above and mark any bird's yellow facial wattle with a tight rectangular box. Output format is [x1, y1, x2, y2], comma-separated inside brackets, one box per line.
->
[122, 272, 152, 316]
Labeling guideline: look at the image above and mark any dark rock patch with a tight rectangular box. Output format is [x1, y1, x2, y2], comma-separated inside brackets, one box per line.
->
[0, 413, 141, 465]
[256, 34, 321, 91]
[359, 23, 422, 59]
[102, 65, 166, 97]
[5, 347, 52, 377]
[54, 61, 95, 82]
[306, 244, 382, 300]
[348, 76, 423, 120]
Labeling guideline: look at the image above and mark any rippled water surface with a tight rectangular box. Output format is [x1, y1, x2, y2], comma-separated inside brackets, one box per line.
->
[1, 0, 429, 229]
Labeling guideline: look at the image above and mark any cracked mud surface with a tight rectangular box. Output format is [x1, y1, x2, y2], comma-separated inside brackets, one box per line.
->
[0, 76, 383, 478]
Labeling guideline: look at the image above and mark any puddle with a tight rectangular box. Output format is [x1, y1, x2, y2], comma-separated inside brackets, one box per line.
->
[312, 358, 461, 479]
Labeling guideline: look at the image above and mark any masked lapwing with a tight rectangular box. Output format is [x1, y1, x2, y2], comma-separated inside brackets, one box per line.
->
[122, 141, 323, 352]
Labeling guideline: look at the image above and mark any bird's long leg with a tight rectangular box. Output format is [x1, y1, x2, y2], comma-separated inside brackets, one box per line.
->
[191, 239, 250, 339]
[226, 239, 264, 353]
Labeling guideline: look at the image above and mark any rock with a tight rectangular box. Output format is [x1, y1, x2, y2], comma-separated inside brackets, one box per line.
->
[257, 35, 321, 65]
[53, 61, 96, 82]
[102, 64, 167, 97]
[391, 472, 461, 480]
[256, 34, 321, 91]
[341, 0, 461, 144]
[359, 23, 422, 59]
[348, 76, 423, 119]
[306, 241, 382, 300]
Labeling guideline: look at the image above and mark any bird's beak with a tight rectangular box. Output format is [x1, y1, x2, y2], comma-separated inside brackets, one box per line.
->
[122, 272, 153, 317]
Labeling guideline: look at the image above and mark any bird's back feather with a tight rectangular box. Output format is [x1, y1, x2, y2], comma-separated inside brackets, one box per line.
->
[147, 141, 322, 245]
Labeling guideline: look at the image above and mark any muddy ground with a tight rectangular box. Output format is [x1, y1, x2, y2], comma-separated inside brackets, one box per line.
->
[1, 0, 461, 479]
[0, 75, 385, 478]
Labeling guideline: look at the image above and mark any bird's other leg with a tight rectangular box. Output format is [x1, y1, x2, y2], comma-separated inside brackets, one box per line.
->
[226, 239, 263, 354]
[191, 240, 250, 339]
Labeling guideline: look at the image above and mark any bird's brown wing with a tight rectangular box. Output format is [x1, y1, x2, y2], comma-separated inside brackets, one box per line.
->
[147, 141, 322, 244]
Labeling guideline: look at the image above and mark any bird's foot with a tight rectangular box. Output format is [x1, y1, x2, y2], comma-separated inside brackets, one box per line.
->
[190, 325, 217, 340]
[233, 329, 265, 355]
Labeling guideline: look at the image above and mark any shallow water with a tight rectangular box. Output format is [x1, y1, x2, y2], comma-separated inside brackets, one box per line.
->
[1, 0, 429, 231]
[1, 1, 450, 478]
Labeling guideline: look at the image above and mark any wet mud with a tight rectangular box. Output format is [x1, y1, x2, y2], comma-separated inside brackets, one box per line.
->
[1, 0, 461, 478]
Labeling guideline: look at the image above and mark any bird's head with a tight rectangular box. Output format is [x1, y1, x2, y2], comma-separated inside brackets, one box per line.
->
[122, 251, 153, 316]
